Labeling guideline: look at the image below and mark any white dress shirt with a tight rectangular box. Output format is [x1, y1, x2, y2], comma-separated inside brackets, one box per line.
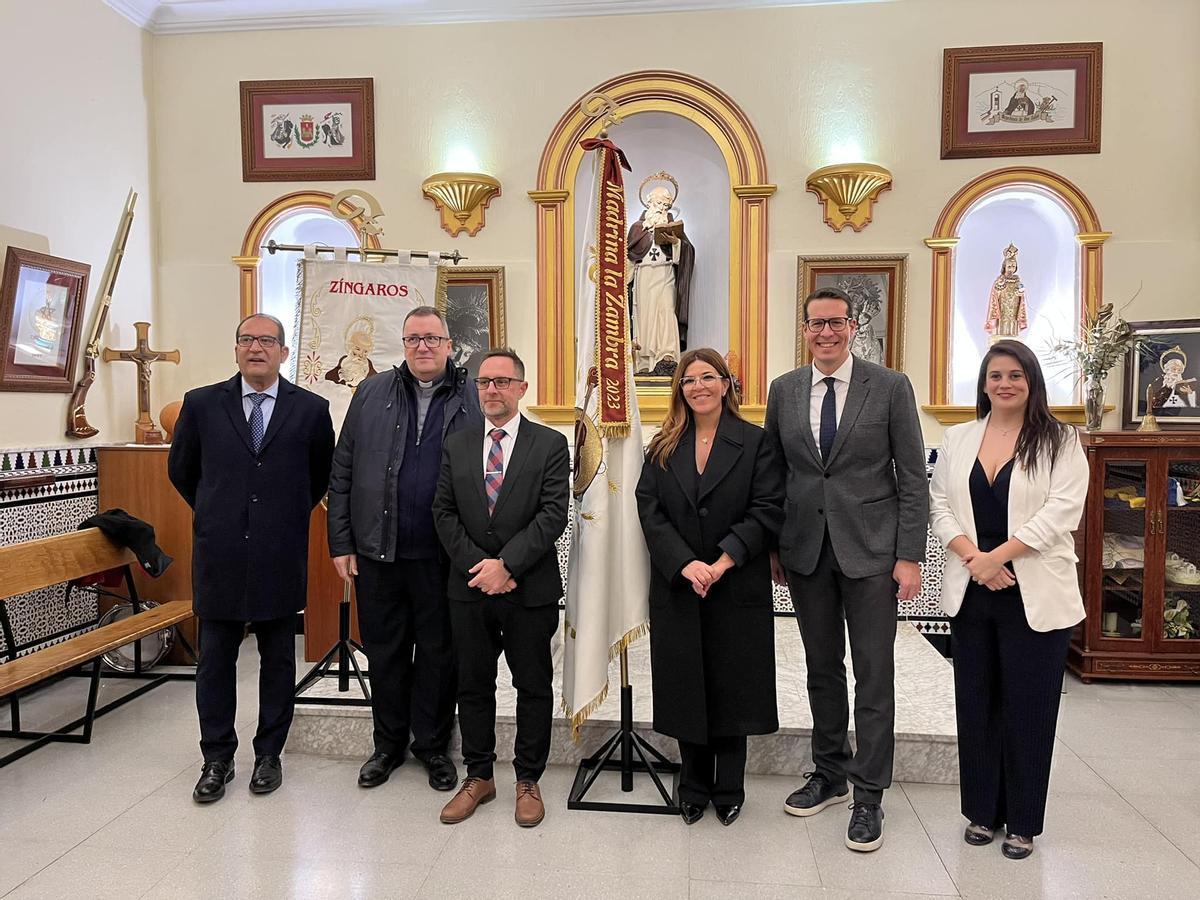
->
[241, 377, 279, 432]
[482, 412, 521, 478]
[809, 354, 854, 448]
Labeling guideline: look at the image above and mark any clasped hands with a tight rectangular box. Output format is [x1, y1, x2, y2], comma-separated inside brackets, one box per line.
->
[682, 553, 734, 598]
[469, 557, 516, 595]
[961, 549, 1015, 591]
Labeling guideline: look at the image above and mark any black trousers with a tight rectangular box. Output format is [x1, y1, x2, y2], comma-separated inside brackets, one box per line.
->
[678, 736, 748, 806]
[951, 586, 1071, 837]
[196, 615, 296, 762]
[786, 533, 897, 804]
[355, 555, 457, 759]
[449, 597, 558, 782]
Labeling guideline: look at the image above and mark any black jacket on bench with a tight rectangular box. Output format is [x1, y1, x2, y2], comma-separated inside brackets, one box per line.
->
[168, 373, 334, 621]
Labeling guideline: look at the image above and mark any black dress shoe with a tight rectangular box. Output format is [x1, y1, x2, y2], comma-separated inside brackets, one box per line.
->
[249, 755, 283, 795]
[358, 751, 402, 788]
[193, 760, 234, 804]
[715, 804, 742, 826]
[846, 802, 884, 852]
[421, 753, 459, 791]
[964, 822, 995, 846]
[1002, 834, 1034, 859]
[679, 801, 705, 825]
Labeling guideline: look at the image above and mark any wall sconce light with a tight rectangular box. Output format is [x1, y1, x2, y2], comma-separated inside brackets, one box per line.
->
[805, 163, 893, 232]
[421, 172, 502, 237]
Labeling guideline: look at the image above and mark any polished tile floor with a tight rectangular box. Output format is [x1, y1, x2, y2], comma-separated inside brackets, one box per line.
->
[2, 642, 1199, 899]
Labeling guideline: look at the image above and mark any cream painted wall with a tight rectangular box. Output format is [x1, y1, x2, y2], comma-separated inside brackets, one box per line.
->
[144, 0, 1198, 441]
[0, 0, 156, 449]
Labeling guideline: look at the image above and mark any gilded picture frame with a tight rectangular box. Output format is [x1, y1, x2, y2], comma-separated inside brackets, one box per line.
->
[1122, 318, 1200, 430]
[438, 266, 507, 379]
[0, 247, 90, 393]
[795, 254, 907, 370]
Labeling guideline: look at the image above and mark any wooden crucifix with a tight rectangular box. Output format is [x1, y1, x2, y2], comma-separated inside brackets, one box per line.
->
[102, 321, 181, 444]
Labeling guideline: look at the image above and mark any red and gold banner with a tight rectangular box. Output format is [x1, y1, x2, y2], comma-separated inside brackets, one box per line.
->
[581, 137, 632, 438]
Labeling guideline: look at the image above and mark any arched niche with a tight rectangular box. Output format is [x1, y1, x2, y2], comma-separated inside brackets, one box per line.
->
[234, 190, 383, 320]
[529, 70, 775, 425]
[924, 167, 1110, 425]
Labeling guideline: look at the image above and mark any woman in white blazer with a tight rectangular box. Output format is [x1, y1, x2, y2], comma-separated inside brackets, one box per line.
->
[929, 340, 1088, 860]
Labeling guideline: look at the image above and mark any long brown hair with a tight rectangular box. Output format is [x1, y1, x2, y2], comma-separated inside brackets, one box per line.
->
[976, 339, 1073, 475]
[646, 348, 745, 468]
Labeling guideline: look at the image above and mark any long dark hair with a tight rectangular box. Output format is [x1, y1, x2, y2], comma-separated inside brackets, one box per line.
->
[976, 339, 1073, 475]
[646, 348, 744, 469]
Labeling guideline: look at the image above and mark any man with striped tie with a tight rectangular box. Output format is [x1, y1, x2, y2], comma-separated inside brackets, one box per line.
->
[169, 313, 334, 803]
[432, 348, 570, 828]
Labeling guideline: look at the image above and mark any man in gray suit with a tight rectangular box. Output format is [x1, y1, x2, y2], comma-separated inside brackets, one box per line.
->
[764, 287, 927, 852]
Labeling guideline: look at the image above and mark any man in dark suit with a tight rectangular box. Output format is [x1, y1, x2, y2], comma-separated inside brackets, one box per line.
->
[764, 287, 928, 852]
[169, 313, 334, 803]
[432, 348, 570, 828]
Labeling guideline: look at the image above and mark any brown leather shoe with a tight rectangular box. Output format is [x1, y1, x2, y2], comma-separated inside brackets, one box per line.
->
[439, 776, 496, 824]
[515, 780, 545, 828]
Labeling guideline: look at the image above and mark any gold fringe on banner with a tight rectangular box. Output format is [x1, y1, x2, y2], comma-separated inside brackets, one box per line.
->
[560, 620, 650, 741]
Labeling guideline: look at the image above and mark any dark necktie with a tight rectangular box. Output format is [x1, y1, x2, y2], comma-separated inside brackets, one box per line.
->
[248, 393, 268, 453]
[485, 428, 505, 515]
[819, 376, 837, 462]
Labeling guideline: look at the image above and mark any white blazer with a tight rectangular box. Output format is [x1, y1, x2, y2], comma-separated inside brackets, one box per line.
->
[929, 415, 1089, 632]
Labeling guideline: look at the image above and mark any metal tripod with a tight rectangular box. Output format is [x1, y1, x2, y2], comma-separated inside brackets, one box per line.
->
[295, 582, 370, 706]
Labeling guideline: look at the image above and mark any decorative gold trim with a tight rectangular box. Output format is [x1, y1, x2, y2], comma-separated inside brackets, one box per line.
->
[805, 163, 893, 232]
[925, 167, 1108, 417]
[922, 404, 1111, 425]
[530, 70, 771, 426]
[421, 172, 502, 237]
[235, 190, 383, 319]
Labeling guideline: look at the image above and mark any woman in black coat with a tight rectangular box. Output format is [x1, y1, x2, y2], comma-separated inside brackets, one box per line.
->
[636, 347, 784, 827]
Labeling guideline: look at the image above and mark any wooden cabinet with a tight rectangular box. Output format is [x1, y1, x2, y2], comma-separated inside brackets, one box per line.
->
[1069, 431, 1200, 681]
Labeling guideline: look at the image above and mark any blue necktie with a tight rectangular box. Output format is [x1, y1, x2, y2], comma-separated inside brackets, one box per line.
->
[819, 376, 837, 462]
[248, 393, 268, 453]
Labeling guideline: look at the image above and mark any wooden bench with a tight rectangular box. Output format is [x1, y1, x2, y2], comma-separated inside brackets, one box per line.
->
[0, 527, 194, 767]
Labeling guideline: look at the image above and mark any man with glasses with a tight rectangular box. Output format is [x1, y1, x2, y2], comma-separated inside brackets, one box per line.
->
[169, 313, 334, 803]
[764, 287, 927, 852]
[328, 306, 482, 793]
[432, 349, 570, 828]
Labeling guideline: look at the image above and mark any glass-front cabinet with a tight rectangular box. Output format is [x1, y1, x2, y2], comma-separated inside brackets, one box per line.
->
[1070, 433, 1200, 681]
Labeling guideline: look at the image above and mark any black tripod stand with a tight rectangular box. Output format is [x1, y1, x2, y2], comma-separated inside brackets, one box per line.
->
[295, 583, 370, 706]
[567, 647, 679, 814]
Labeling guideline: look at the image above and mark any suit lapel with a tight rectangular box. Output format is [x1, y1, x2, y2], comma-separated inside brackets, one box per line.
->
[489, 416, 532, 519]
[465, 425, 488, 513]
[697, 414, 744, 504]
[220, 374, 255, 455]
[668, 426, 699, 512]
[825, 361, 870, 468]
[257, 379, 296, 455]
[792, 370, 821, 466]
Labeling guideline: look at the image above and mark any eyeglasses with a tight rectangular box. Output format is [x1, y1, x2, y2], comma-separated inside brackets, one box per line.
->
[804, 317, 853, 333]
[474, 376, 521, 390]
[237, 334, 280, 348]
[680, 373, 727, 389]
[402, 334, 448, 348]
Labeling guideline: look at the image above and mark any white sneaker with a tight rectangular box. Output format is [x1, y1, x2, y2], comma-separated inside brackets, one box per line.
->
[1166, 552, 1200, 586]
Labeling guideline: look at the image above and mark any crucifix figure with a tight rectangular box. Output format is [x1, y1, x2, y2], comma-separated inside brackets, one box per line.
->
[102, 321, 181, 444]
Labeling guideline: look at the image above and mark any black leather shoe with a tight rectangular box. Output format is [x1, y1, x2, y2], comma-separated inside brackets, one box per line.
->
[784, 771, 849, 817]
[249, 755, 283, 794]
[358, 751, 402, 788]
[193, 760, 234, 804]
[715, 804, 742, 826]
[421, 753, 459, 792]
[1002, 834, 1034, 859]
[964, 822, 995, 846]
[679, 801, 705, 825]
[846, 802, 884, 852]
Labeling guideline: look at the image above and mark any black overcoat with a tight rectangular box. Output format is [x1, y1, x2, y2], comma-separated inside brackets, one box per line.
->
[168, 374, 335, 621]
[635, 413, 784, 744]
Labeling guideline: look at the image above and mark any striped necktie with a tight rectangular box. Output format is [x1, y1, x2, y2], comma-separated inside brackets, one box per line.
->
[248, 393, 268, 453]
[485, 428, 505, 515]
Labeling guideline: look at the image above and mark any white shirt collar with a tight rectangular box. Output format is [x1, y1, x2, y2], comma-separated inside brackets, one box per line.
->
[811, 354, 854, 386]
[487, 411, 521, 437]
[241, 376, 279, 398]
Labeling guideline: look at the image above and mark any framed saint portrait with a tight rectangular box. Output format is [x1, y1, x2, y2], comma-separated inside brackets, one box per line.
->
[1122, 319, 1200, 430]
[941, 43, 1102, 159]
[438, 267, 507, 379]
[795, 254, 907, 370]
[240, 78, 375, 182]
[0, 247, 90, 392]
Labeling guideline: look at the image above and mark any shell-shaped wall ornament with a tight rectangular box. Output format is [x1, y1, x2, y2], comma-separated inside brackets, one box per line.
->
[421, 172, 502, 237]
[805, 163, 893, 232]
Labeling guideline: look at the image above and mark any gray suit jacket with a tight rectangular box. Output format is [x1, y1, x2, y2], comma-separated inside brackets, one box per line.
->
[763, 356, 928, 579]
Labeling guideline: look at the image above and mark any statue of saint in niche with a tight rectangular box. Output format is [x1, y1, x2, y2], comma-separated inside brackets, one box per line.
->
[627, 172, 695, 376]
[984, 243, 1028, 343]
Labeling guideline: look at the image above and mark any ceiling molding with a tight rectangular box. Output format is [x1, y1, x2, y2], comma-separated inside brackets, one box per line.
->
[104, 0, 887, 34]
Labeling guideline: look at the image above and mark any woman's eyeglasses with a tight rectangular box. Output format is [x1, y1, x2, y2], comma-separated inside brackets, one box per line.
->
[680, 373, 727, 389]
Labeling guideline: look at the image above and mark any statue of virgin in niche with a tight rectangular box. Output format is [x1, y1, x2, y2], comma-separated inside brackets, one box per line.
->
[984, 243, 1028, 342]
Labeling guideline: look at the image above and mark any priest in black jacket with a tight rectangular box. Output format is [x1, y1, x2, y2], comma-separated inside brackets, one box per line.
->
[169, 313, 334, 803]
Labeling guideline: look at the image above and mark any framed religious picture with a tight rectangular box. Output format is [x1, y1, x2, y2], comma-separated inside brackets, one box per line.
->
[438, 266, 507, 379]
[1122, 319, 1200, 430]
[795, 254, 907, 370]
[941, 42, 1102, 159]
[0, 247, 90, 392]
[240, 78, 375, 181]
